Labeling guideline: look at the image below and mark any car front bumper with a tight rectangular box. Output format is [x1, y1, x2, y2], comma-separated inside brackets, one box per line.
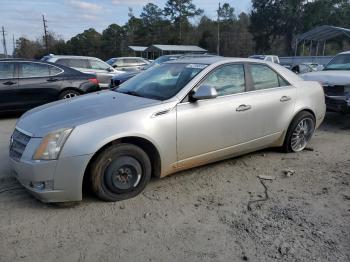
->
[10, 154, 93, 203]
[325, 95, 350, 113]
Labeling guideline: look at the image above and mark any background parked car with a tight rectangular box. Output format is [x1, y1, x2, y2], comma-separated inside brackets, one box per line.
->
[109, 54, 220, 88]
[300, 51, 350, 113]
[42, 54, 120, 89]
[110, 54, 183, 88]
[291, 63, 321, 74]
[0, 58, 100, 113]
[249, 55, 280, 64]
[106, 57, 150, 72]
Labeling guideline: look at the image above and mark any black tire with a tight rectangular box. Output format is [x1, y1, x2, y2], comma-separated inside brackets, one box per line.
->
[59, 89, 81, 100]
[90, 143, 151, 202]
[283, 111, 316, 153]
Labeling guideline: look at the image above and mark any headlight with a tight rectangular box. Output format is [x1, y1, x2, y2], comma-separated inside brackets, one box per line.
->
[33, 128, 73, 160]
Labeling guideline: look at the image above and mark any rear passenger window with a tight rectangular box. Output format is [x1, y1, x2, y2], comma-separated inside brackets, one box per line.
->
[48, 65, 63, 76]
[89, 59, 108, 70]
[55, 59, 70, 67]
[56, 59, 88, 69]
[250, 64, 283, 90]
[0, 62, 15, 79]
[20, 63, 50, 78]
[200, 64, 245, 96]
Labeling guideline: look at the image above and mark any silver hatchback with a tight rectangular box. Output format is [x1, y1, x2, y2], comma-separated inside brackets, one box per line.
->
[9, 57, 326, 203]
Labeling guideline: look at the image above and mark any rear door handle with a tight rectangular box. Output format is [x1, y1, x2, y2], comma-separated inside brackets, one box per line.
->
[236, 104, 252, 112]
[3, 81, 16, 85]
[280, 96, 291, 102]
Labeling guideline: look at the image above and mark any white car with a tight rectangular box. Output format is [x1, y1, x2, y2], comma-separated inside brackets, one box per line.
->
[10, 57, 326, 203]
[249, 55, 280, 64]
[301, 51, 350, 113]
[42, 55, 124, 89]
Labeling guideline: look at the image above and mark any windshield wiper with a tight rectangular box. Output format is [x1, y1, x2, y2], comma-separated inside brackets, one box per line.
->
[118, 90, 144, 98]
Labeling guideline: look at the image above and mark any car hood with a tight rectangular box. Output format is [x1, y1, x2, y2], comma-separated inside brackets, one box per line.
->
[16, 91, 159, 137]
[300, 70, 350, 85]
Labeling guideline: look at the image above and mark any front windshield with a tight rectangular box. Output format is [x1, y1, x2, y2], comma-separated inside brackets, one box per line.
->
[144, 56, 180, 70]
[116, 63, 207, 100]
[324, 54, 350, 71]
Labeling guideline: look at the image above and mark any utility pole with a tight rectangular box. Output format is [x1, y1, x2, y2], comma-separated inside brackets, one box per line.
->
[1, 26, 8, 57]
[217, 3, 221, 56]
[42, 15, 49, 54]
[12, 34, 15, 55]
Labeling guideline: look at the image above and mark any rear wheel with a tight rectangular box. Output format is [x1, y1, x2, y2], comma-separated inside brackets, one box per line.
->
[90, 143, 151, 202]
[283, 111, 315, 153]
[59, 90, 80, 100]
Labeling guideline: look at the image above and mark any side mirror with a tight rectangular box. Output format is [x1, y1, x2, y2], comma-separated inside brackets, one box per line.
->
[191, 85, 218, 101]
[112, 65, 118, 68]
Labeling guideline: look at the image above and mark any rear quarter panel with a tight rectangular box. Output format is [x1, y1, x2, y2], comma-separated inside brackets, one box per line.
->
[293, 80, 326, 128]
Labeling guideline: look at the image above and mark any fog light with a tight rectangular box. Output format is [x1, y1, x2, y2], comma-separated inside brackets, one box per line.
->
[30, 180, 54, 191]
[30, 182, 45, 191]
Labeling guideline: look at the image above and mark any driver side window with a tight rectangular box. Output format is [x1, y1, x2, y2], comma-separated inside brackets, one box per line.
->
[199, 64, 245, 96]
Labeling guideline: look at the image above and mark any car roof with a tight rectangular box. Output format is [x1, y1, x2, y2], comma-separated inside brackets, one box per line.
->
[0, 58, 56, 64]
[167, 57, 268, 65]
[46, 55, 101, 60]
[110, 57, 146, 59]
[338, 51, 350, 55]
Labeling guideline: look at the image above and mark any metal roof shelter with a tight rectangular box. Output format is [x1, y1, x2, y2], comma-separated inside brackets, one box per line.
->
[295, 25, 350, 56]
[128, 46, 147, 52]
[128, 46, 148, 57]
[145, 45, 207, 58]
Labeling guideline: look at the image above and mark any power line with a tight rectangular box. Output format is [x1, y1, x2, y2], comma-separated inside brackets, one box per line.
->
[42, 15, 49, 54]
[1, 26, 8, 57]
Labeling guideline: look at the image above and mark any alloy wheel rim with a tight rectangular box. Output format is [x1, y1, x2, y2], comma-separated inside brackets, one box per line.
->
[291, 118, 314, 152]
[63, 93, 78, 99]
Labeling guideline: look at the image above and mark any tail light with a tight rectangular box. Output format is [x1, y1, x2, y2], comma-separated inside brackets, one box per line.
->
[88, 78, 99, 85]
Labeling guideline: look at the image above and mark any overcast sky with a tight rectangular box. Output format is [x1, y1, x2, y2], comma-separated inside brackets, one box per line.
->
[1, 0, 252, 54]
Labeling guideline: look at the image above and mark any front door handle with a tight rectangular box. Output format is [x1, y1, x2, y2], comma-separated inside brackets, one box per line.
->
[236, 104, 252, 112]
[280, 96, 291, 102]
[2, 81, 16, 85]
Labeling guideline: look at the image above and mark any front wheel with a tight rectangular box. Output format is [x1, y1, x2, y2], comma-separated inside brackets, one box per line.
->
[59, 90, 80, 100]
[283, 111, 315, 153]
[90, 143, 151, 202]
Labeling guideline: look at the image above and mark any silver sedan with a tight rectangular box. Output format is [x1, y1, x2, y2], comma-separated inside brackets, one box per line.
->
[9, 57, 326, 203]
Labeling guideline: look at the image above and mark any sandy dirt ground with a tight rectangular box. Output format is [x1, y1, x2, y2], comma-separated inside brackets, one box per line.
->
[0, 112, 349, 262]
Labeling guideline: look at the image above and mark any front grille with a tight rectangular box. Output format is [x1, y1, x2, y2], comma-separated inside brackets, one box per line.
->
[9, 129, 31, 161]
[110, 79, 120, 88]
[323, 85, 345, 96]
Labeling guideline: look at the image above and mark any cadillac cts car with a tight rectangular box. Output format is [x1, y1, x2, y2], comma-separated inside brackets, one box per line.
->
[9, 57, 326, 203]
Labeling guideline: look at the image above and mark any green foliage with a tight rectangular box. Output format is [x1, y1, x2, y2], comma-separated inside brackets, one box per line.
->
[12, 0, 350, 59]
[163, 0, 203, 43]
[250, 0, 350, 54]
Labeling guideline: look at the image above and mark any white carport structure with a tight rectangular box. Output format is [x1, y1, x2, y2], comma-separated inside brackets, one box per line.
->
[144, 45, 207, 59]
[295, 25, 350, 56]
[128, 46, 148, 57]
